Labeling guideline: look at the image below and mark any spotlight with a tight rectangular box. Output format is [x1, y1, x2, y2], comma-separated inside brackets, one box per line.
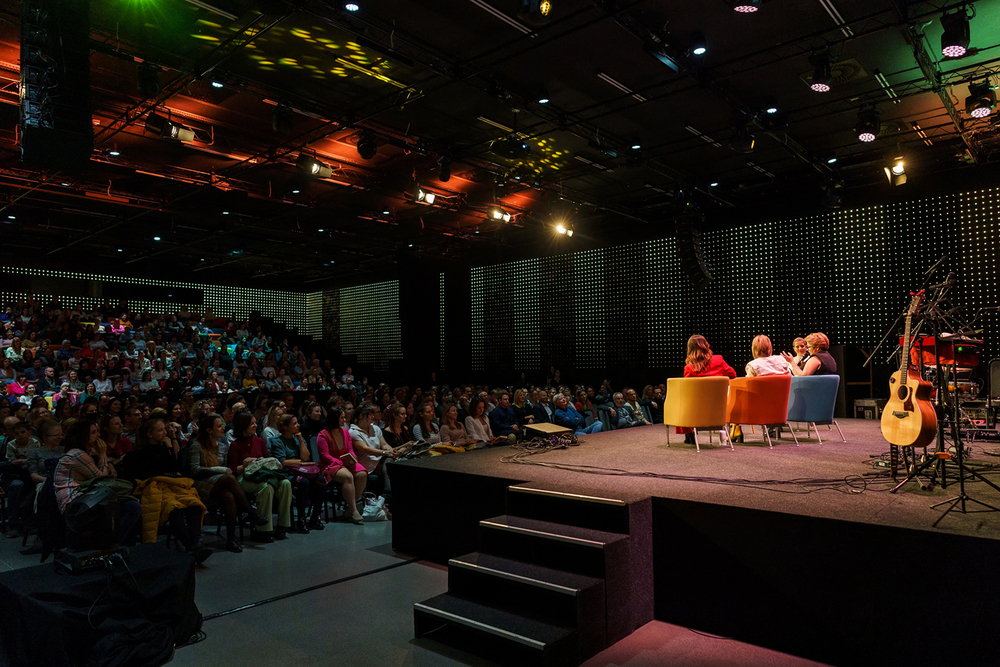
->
[153, 236, 162, 241]
[809, 52, 833, 92]
[492, 136, 531, 159]
[856, 108, 881, 142]
[144, 113, 195, 142]
[966, 81, 996, 118]
[730, 0, 762, 13]
[536, 87, 551, 104]
[486, 205, 511, 223]
[884, 157, 907, 186]
[438, 157, 451, 182]
[108, 147, 120, 157]
[137, 62, 160, 99]
[690, 33, 707, 56]
[940, 8, 971, 59]
[296, 153, 333, 178]
[415, 187, 436, 204]
[556, 223, 567, 234]
[210, 81, 224, 89]
[827, 156, 838, 164]
[344, 2, 359, 11]
[517, 0, 552, 20]
[765, 106, 778, 114]
[357, 131, 377, 160]
[630, 138, 641, 151]
[730, 125, 754, 153]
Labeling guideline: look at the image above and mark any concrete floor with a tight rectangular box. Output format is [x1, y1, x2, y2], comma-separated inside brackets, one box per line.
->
[1, 516, 827, 666]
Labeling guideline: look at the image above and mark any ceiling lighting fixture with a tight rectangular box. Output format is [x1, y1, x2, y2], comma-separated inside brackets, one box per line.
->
[108, 147, 120, 156]
[438, 157, 452, 182]
[344, 2, 360, 11]
[941, 7, 972, 58]
[210, 81, 224, 88]
[966, 80, 996, 118]
[730, 0, 762, 13]
[144, 113, 195, 142]
[765, 106, 778, 114]
[884, 157, 906, 186]
[153, 236, 161, 241]
[415, 187, 436, 205]
[827, 156, 838, 164]
[710, 182, 719, 187]
[809, 51, 833, 92]
[492, 136, 531, 159]
[730, 125, 755, 153]
[856, 108, 881, 142]
[296, 153, 333, 178]
[690, 33, 707, 56]
[630, 138, 641, 151]
[486, 204, 512, 223]
[357, 131, 377, 160]
[555, 220, 574, 236]
[517, 0, 552, 21]
[536, 86, 551, 104]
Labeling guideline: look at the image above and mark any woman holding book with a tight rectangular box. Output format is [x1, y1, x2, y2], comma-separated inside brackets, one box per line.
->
[316, 407, 366, 524]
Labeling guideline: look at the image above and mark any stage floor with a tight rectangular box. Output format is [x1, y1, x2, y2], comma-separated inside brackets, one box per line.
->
[397, 418, 1000, 541]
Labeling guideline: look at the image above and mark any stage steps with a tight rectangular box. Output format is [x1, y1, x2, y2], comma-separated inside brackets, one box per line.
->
[414, 486, 646, 666]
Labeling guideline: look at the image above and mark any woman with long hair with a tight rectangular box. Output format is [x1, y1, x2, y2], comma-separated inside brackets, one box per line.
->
[410, 401, 441, 444]
[261, 400, 286, 440]
[464, 397, 507, 446]
[316, 407, 366, 524]
[679, 335, 736, 443]
[100, 413, 132, 462]
[439, 403, 475, 446]
[512, 389, 535, 426]
[381, 403, 412, 450]
[185, 413, 267, 553]
[267, 413, 325, 532]
[227, 411, 293, 541]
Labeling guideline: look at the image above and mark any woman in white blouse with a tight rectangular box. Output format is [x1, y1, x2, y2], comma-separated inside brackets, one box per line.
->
[410, 402, 442, 444]
[464, 397, 506, 446]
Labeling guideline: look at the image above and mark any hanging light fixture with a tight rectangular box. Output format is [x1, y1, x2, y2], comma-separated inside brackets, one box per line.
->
[940, 7, 972, 58]
[296, 153, 333, 178]
[486, 204, 511, 223]
[730, 0, 763, 12]
[966, 80, 996, 118]
[809, 51, 833, 92]
[856, 108, 881, 142]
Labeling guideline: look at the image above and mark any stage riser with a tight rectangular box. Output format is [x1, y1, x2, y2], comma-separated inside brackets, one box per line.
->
[478, 525, 615, 580]
[506, 488, 631, 534]
[652, 497, 1000, 666]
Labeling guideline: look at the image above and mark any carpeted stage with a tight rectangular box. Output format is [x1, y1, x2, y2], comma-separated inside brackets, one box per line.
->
[391, 418, 1000, 666]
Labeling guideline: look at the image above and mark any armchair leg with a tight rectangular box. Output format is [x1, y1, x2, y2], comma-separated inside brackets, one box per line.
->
[786, 422, 799, 446]
[723, 427, 734, 451]
[665, 424, 670, 446]
[763, 428, 773, 449]
[693, 428, 701, 453]
[811, 422, 823, 443]
[833, 420, 846, 442]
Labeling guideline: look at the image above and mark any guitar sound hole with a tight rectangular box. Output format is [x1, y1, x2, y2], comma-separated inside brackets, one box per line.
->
[897, 387, 909, 401]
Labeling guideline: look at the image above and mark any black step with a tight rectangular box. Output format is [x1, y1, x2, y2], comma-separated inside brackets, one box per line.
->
[478, 515, 629, 579]
[414, 593, 578, 667]
[449, 553, 606, 658]
[507, 486, 630, 535]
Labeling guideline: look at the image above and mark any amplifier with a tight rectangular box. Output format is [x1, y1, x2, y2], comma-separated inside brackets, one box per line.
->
[854, 399, 887, 420]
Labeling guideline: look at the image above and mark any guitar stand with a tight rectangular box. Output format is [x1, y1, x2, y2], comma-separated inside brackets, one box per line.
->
[890, 445, 939, 493]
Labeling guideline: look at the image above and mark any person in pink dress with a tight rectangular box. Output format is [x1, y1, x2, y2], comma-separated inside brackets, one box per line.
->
[678, 335, 736, 443]
[316, 407, 367, 524]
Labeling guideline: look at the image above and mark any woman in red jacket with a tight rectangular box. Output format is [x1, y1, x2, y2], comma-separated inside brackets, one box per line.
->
[227, 412, 293, 541]
[679, 335, 736, 443]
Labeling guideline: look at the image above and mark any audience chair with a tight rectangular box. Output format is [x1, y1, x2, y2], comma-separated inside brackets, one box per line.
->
[596, 405, 613, 432]
[786, 375, 845, 443]
[663, 377, 733, 452]
[726, 375, 797, 448]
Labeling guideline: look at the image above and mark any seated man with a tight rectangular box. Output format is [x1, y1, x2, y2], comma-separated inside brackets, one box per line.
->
[622, 388, 651, 426]
[608, 392, 642, 429]
[532, 389, 555, 424]
[552, 393, 603, 436]
[488, 392, 520, 441]
[641, 386, 665, 424]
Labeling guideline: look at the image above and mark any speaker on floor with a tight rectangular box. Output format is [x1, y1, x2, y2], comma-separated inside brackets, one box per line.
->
[674, 213, 713, 291]
[19, 0, 93, 174]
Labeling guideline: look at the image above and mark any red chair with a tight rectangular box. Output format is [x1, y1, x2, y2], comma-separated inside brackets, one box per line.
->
[726, 375, 797, 448]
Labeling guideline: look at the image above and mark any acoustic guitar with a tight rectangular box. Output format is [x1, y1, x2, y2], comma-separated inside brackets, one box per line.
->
[881, 291, 937, 448]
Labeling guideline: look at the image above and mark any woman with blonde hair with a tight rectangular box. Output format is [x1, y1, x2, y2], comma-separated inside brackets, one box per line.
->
[790, 337, 810, 370]
[782, 333, 837, 376]
[745, 335, 791, 377]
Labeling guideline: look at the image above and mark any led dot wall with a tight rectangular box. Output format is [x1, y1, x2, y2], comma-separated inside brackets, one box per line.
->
[470, 187, 1000, 381]
[0, 266, 315, 340]
[324, 281, 402, 372]
[439, 273, 446, 371]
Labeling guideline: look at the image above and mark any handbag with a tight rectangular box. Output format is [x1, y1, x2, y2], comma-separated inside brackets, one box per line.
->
[286, 464, 320, 479]
[361, 493, 387, 522]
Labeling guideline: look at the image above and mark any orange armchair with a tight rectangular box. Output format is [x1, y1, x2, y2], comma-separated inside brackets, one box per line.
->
[663, 377, 733, 452]
[726, 375, 797, 448]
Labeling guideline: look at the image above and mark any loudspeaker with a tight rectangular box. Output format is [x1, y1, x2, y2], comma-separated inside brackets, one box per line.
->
[674, 214, 713, 291]
[19, 0, 93, 173]
[990, 358, 1000, 399]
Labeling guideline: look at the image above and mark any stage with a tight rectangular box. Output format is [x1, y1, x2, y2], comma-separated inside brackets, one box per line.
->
[392, 418, 1000, 666]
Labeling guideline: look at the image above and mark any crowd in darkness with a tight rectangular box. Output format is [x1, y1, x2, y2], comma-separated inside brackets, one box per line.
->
[1, 296, 834, 561]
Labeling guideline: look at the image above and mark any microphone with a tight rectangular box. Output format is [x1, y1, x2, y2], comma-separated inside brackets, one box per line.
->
[929, 272, 956, 290]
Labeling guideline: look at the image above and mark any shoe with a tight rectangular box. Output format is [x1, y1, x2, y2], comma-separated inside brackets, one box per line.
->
[250, 530, 275, 543]
[342, 513, 364, 525]
[308, 518, 325, 531]
[251, 512, 270, 527]
[190, 546, 214, 564]
[292, 520, 310, 535]
[274, 526, 288, 540]
[225, 539, 243, 553]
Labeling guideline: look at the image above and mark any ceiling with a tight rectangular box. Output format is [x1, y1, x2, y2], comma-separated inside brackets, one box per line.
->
[1, 0, 1000, 289]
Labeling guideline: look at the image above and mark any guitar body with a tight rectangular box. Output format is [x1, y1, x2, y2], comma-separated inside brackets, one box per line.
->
[881, 368, 937, 448]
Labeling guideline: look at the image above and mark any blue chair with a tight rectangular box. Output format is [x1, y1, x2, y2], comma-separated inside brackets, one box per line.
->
[786, 375, 845, 443]
[596, 405, 613, 431]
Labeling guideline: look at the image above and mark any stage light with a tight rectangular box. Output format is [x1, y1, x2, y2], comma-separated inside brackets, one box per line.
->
[856, 108, 880, 142]
[827, 156, 838, 164]
[153, 236, 161, 241]
[809, 52, 833, 92]
[108, 147, 120, 156]
[765, 106, 778, 114]
[486, 205, 511, 223]
[344, 2, 359, 11]
[710, 182, 718, 187]
[730, 0, 762, 13]
[317, 228, 324, 233]
[438, 158, 451, 182]
[941, 8, 971, 58]
[291, 188, 301, 194]
[518, 0, 552, 20]
[296, 153, 333, 178]
[884, 157, 907, 186]
[730, 125, 754, 153]
[536, 87, 550, 104]
[630, 138, 641, 151]
[556, 223, 567, 234]
[137, 62, 160, 99]
[492, 136, 531, 159]
[144, 113, 195, 142]
[966, 81, 996, 118]
[383, 209, 390, 215]
[357, 131, 377, 160]
[210, 81, 224, 88]
[117, 248, 123, 252]
[690, 33, 707, 56]
[415, 187, 436, 204]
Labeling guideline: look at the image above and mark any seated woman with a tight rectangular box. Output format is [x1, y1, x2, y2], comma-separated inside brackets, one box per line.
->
[381, 404, 413, 452]
[137, 370, 160, 393]
[790, 337, 810, 370]
[781, 333, 837, 376]
[349, 405, 399, 491]
[439, 403, 476, 447]
[316, 407, 366, 524]
[464, 397, 507, 446]
[262, 371, 281, 392]
[185, 413, 267, 553]
[267, 413, 325, 532]
[242, 370, 259, 391]
[745, 335, 792, 377]
[100, 413, 132, 463]
[512, 389, 535, 426]
[411, 402, 443, 444]
[54, 419, 142, 547]
[680, 335, 737, 443]
[120, 418, 210, 563]
[227, 411, 293, 542]
[261, 400, 286, 440]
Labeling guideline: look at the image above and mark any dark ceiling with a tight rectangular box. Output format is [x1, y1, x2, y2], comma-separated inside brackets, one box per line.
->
[1, 0, 999, 290]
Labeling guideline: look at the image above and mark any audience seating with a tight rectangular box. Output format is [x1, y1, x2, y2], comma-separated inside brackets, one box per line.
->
[663, 377, 733, 452]
[726, 375, 797, 448]
[786, 375, 845, 443]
